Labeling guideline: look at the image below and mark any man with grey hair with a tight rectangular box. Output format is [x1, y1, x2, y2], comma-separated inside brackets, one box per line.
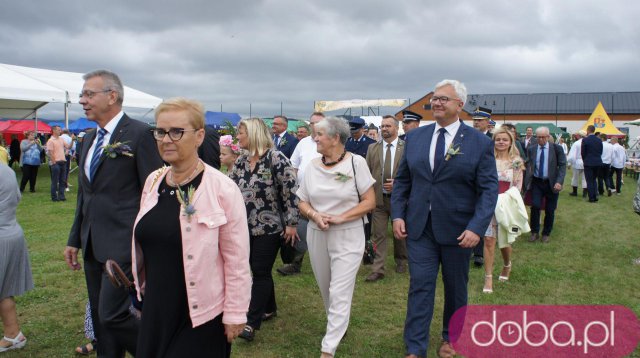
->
[277, 112, 325, 276]
[392, 79, 497, 358]
[64, 70, 163, 357]
[524, 126, 567, 243]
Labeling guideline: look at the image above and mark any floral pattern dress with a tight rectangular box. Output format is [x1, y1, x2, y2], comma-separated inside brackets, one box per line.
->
[485, 157, 524, 241]
[230, 149, 299, 236]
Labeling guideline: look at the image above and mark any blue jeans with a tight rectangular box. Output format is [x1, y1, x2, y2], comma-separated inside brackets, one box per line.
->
[50, 161, 66, 200]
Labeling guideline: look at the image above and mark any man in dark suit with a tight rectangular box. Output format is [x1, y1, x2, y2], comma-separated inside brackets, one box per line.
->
[345, 117, 376, 158]
[272, 115, 299, 158]
[521, 126, 535, 150]
[392, 80, 498, 358]
[525, 126, 567, 243]
[581, 124, 603, 202]
[198, 125, 221, 169]
[471, 106, 493, 138]
[399, 110, 422, 141]
[470, 106, 494, 268]
[365, 115, 406, 282]
[64, 70, 163, 357]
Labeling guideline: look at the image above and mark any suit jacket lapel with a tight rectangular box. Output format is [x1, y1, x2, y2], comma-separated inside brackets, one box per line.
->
[92, 115, 131, 181]
[433, 122, 466, 177]
[422, 125, 435, 176]
[393, 140, 404, 172]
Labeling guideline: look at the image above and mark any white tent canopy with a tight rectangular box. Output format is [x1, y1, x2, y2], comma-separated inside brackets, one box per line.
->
[0, 63, 162, 120]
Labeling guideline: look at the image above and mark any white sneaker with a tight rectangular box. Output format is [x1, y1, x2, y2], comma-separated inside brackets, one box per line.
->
[65, 188, 70, 192]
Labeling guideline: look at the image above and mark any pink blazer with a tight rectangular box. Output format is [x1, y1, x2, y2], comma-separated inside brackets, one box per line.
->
[132, 164, 251, 327]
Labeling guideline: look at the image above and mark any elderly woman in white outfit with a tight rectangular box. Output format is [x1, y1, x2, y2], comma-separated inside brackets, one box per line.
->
[297, 116, 376, 358]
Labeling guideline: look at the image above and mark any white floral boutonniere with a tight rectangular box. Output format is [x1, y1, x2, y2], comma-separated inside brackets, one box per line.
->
[279, 137, 288, 148]
[512, 158, 524, 170]
[103, 141, 133, 158]
[335, 172, 353, 182]
[176, 185, 197, 222]
[445, 143, 463, 161]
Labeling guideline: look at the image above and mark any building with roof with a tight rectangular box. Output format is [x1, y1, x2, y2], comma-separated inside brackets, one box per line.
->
[395, 91, 640, 140]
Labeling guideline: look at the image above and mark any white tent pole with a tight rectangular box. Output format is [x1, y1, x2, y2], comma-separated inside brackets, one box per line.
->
[65, 91, 69, 128]
[35, 109, 38, 133]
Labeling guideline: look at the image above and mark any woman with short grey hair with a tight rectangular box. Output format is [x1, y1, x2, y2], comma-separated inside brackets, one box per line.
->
[297, 116, 376, 357]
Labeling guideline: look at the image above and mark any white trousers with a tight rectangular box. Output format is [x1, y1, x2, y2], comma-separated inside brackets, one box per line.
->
[307, 225, 364, 356]
[571, 168, 587, 188]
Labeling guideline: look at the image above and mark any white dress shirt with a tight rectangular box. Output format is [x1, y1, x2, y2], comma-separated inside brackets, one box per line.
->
[290, 136, 320, 183]
[84, 111, 124, 181]
[429, 120, 461, 170]
[601, 141, 613, 164]
[611, 143, 627, 169]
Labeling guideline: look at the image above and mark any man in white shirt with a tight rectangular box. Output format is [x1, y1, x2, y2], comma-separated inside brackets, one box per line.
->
[277, 112, 325, 276]
[598, 134, 614, 196]
[60, 129, 73, 191]
[609, 137, 627, 195]
[365, 115, 406, 282]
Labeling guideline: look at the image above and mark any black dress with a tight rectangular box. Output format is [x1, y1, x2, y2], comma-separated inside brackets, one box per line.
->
[135, 173, 230, 358]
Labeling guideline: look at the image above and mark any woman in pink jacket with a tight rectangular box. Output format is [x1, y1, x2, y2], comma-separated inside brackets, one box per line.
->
[131, 98, 251, 358]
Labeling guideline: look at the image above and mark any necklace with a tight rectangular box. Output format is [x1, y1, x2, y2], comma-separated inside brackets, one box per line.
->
[322, 151, 346, 167]
[167, 159, 201, 187]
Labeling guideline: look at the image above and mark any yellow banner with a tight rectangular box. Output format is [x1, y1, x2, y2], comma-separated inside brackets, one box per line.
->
[314, 99, 406, 112]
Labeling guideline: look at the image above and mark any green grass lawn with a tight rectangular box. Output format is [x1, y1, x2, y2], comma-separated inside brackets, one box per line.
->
[4, 165, 640, 357]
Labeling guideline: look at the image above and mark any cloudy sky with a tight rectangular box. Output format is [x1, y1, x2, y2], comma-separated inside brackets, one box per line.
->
[1, 0, 638, 120]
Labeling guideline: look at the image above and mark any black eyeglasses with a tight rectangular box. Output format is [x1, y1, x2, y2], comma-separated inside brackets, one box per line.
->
[79, 89, 112, 99]
[151, 127, 198, 141]
[429, 96, 461, 104]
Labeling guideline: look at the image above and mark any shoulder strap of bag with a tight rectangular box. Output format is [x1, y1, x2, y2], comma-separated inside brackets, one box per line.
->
[351, 155, 365, 227]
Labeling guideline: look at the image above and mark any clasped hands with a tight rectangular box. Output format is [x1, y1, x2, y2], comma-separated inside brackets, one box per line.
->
[311, 211, 346, 230]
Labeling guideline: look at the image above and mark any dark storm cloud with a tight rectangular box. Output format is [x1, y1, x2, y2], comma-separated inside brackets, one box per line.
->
[1, 0, 638, 119]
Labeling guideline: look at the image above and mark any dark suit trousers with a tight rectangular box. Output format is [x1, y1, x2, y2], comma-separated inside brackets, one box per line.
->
[84, 241, 139, 358]
[610, 167, 623, 193]
[597, 164, 612, 194]
[404, 216, 472, 357]
[529, 177, 559, 236]
[584, 166, 599, 201]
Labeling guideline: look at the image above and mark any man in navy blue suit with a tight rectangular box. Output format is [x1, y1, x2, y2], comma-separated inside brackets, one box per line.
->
[581, 125, 603, 202]
[391, 79, 498, 358]
[272, 115, 299, 159]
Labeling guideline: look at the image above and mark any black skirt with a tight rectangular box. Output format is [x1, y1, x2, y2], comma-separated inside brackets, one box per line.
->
[135, 173, 230, 358]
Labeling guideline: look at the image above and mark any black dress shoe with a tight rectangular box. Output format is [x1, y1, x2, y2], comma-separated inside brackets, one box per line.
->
[262, 311, 277, 321]
[473, 256, 484, 267]
[529, 233, 539, 242]
[365, 272, 384, 282]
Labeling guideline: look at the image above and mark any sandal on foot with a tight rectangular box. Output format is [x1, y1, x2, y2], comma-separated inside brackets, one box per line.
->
[239, 325, 255, 341]
[75, 340, 97, 355]
[483, 274, 493, 293]
[0, 331, 27, 353]
[499, 262, 512, 282]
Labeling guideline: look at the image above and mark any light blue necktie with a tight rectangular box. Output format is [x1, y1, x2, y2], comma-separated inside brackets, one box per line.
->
[89, 128, 107, 181]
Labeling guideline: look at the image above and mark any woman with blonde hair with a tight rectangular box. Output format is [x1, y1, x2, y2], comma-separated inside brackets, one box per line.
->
[132, 97, 251, 357]
[483, 126, 526, 293]
[230, 117, 299, 341]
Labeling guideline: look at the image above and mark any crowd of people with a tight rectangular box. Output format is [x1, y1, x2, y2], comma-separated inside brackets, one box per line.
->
[1, 71, 639, 358]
